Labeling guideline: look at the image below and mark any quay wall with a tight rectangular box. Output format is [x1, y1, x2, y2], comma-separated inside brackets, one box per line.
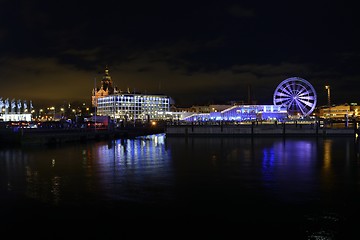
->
[0, 124, 165, 146]
[165, 124, 357, 137]
[1, 123, 357, 146]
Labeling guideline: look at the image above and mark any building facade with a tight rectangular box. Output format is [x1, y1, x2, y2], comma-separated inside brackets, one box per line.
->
[0, 98, 33, 122]
[93, 67, 170, 121]
[182, 104, 288, 122]
[318, 103, 360, 120]
[96, 93, 170, 121]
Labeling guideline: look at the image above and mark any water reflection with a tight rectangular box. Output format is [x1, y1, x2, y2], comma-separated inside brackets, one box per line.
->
[323, 139, 332, 170]
[1, 135, 360, 239]
[87, 134, 173, 203]
[0, 134, 173, 206]
[259, 139, 319, 204]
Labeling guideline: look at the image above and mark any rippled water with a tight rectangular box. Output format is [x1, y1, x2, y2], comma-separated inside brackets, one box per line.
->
[1, 134, 360, 239]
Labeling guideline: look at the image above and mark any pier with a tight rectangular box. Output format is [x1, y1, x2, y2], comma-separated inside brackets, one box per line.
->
[0, 123, 165, 146]
[1, 120, 359, 146]
[165, 121, 359, 138]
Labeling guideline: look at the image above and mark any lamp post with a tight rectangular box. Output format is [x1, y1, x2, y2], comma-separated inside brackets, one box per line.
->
[50, 106, 55, 120]
[60, 108, 64, 119]
[39, 109, 43, 120]
[325, 85, 331, 119]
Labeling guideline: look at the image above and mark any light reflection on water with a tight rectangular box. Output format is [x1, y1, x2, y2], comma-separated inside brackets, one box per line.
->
[89, 134, 174, 203]
[260, 140, 319, 203]
[1, 134, 360, 238]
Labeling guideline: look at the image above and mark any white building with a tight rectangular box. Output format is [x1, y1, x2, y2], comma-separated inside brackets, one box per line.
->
[92, 67, 171, 121]
[1, 113, 32, 122]
[96, 93, 171, 121]
[0, 98, 33, 122]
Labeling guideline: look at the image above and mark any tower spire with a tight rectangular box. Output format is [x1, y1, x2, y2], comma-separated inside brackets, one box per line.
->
[101, 65, 113, 93]
[105, 65, 109, 76]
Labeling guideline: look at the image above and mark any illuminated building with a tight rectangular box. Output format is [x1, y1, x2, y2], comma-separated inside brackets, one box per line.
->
[318, 103, 360, 120]
[0, 98, 33, 122]
[351, 103, 360, 120]
[96, 93, 170, 121]
[182, 104, 288, 121]
[93, 67, 170, 121]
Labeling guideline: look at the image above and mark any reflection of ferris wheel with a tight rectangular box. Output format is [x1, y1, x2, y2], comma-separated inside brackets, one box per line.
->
[273, 77, 317, 116]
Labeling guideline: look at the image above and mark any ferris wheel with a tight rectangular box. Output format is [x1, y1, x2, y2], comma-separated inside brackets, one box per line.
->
[273, 77, 317, 116]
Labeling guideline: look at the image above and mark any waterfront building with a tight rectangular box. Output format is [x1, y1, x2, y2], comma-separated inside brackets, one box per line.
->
[351, 103, 360, 120]
[1, 113, 32, 122]
[209, 104, 234, 112]
[0, 98, 33, 122]
[188, 105, 211, 113]
[318, 103, 360, 120]
[182, 104, 288, 122]
[93, 67, 171, 121]
[168, 105, 199, 121]
[96, 93, 171, 121]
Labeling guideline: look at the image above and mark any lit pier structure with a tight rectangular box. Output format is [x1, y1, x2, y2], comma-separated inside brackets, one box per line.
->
[0, 98, 33, 121]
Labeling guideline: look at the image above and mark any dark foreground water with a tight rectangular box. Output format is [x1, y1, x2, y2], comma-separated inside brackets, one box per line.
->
[1, 134, 360, 239]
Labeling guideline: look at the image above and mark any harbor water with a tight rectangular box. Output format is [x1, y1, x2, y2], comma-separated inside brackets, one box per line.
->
[1, 134, 360, 239]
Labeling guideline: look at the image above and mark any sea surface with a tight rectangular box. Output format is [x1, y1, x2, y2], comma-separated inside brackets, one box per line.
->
[1, 134, 360, 239]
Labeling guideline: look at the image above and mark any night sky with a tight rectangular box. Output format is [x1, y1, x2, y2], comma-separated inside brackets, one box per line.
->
[0, 0, 359, 107]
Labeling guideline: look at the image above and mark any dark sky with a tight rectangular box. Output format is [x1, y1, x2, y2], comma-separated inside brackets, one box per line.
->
[0, 0, 359, 107]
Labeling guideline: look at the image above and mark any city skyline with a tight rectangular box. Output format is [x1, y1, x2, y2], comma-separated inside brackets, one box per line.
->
[1, 1, 359, 107]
